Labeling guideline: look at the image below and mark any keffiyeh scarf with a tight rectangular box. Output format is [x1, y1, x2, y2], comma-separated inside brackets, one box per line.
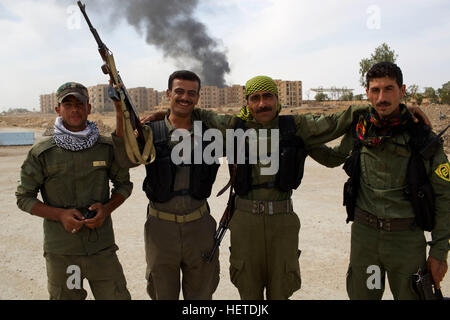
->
[53, 117, 99, 151]
[356, 104, 411, 146]
[237, 75, 282, 121]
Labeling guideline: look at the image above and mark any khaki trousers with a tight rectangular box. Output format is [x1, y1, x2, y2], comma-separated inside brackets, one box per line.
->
[144, 212, 220, 300]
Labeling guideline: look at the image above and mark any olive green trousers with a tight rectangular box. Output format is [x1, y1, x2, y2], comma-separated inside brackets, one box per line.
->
[346, 222, 426, 300]
[144, 212, 220, 300]
[229, 209, 302, 300]
[44, 245, 131, 300]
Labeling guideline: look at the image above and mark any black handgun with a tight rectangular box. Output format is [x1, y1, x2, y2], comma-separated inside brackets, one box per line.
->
[78, 207, 97, 220]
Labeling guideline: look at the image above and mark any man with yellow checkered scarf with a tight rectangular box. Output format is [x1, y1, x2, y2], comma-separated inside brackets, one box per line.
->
[189, 75, 368, 299]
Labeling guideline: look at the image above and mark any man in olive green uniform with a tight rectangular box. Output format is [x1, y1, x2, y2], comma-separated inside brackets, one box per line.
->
[112, 71, 220, 300]
[191, 76, 376, 300]
[321, 62, 449, 299]
[16, 82, 133, 300]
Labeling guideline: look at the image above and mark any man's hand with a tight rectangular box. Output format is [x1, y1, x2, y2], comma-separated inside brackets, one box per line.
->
[59, 209, 85, 234]
[84, 203, 109, 230]
[426, 255, 448, 289]
[140, 111, 168, 124]
[407, 106, 432, 128]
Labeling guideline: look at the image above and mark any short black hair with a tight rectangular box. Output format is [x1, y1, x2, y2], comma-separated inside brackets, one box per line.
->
[366, 62, 403, 89]
[168, 70, 201, 93]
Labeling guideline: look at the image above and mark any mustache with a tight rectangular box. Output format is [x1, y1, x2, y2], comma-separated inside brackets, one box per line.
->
[376, 101, 391, 107]
[256, 106, 272, 113]
[176, 100, 193, 105]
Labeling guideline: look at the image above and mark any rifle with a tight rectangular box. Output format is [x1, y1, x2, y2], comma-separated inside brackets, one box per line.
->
[420, 124, 449, 159]
[77, 1, 154, 165]
[206, 164, 237, 263]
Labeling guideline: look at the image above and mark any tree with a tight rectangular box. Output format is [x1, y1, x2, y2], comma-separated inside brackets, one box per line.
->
[315, 92, 328, 101]
[438, 81, 450, 104]
[405, 84, 419, 102]
[415, 93, 423, 106]
[340, 92, 354, 101]
[423, 87, 439, 103]
[359, 43, 398, 87]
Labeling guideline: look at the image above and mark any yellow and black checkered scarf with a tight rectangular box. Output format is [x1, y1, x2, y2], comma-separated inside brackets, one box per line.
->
[237, 75, 282, 121]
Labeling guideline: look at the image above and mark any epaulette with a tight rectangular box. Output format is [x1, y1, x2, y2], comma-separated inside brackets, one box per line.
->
[30, 137, 57, 157]
[97, 135, 113, 146]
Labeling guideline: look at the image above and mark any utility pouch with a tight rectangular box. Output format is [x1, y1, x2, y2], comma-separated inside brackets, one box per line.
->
[276, 137, 307, 192]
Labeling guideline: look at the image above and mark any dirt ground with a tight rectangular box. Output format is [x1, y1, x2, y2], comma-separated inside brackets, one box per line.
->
[0, 105, 449, 300]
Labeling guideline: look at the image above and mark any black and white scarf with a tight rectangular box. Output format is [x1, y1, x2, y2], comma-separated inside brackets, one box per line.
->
[53, 117, 99, 151]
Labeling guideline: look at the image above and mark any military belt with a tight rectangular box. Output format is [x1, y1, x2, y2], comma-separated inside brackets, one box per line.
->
[148, 203, 208, 223]
[235, 197, 294, 215]
[354, 207, 416, 232]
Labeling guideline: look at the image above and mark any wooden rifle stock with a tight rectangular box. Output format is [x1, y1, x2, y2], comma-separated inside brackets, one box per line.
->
[77, 1, 154, 165]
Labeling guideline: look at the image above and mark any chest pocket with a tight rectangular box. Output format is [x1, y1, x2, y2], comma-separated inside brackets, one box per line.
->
[46, 163, 69, 178]
[360, 141, 411, 189]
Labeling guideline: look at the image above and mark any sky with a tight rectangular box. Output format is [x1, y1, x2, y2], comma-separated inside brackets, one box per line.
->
[1, 0, 449, 111]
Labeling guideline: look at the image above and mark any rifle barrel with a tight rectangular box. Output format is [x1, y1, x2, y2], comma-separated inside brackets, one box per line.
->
[77, 1, 106, 50]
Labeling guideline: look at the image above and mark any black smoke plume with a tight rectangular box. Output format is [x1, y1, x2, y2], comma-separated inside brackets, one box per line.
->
[81, 0, 230, 87]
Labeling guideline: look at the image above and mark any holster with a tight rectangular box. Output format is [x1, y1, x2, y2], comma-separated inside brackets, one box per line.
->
[342, 148, 361, 223]
[412, 268, 443, 300]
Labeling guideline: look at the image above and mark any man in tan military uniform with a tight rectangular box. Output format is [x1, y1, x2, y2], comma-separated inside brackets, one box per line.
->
[16, 82, 133, 300]
[112, 71, 220, 300]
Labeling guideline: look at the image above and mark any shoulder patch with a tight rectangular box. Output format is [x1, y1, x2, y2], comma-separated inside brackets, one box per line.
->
[435, 163, 450, 182]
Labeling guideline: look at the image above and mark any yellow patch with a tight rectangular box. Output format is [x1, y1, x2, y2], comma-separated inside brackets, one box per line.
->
[435, 163, 450, 182]
[93, 161, 107, 167]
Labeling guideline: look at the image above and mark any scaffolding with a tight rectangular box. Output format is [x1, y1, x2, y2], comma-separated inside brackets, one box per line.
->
[311, 86, 354, 100]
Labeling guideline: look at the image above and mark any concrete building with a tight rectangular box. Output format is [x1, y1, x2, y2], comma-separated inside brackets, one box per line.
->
[40, 93, 57, 113]
[158, 91, 170, 107]
[198, 86, 220, 108]
[128, 87, 147, 112]
[275, 80, 303, 107]
[88, 84, 115, 113]
[146, 88, 159, 109]
[223, 85, 246, 108]
[40, 78, 303, 112]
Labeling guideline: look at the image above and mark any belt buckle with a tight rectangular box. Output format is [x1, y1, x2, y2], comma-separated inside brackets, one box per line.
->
[259, 201, 265, 214]
[377, 219, 384, 230]
[176, 215, 185, 223]
[252, 201, 265, 214]
[268, 202, 274, 215]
